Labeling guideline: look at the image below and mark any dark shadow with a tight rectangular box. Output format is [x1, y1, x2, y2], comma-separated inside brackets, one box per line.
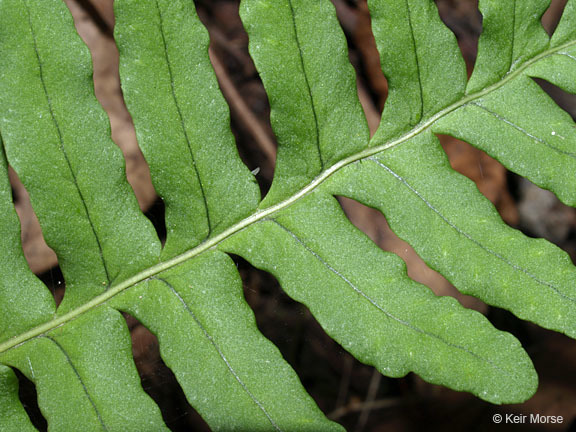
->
[143, 197, 167, 244]
[534, 77, 576, 121]
[121, 313, 211, 432]
[15, 368, 47, 431]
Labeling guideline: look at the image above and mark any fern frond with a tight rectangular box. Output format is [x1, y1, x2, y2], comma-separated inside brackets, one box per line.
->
[0, 0, 575, 429]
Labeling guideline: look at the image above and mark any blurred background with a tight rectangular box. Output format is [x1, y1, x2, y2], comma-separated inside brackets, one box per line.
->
[11, 0, 576, 430]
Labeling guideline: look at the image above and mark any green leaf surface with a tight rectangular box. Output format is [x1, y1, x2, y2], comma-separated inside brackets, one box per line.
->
[241, 0, 369, 206]
[1, 309, 167, 431]
[347, 0, 576, 338]
[433, 0, 576, 206]
[526, 45, 576, 94]
[467, 0, 550, 93]
[1, 0, 576, 429]
[0, 0, 167, 429]
[222, 192, 537, 404]
[0, 365, 37, 432]
[0, 140, 55, 340]
[525, 0, 576, 96]
[0, 0, 160, 312]
[368, 0, 467, 141]
[113, 251, 343, 432]
[435, 75, 576, 206]
[552, 0, 576, 45]
[113, 3, 343, 427]
[115, 0, 260, 258]
[329, 133, 576, 338]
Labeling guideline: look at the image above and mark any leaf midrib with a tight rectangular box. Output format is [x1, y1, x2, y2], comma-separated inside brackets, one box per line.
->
[23, 0, 112, 286]
[1, 36, 574, 356]
[154, 0, 213, 237]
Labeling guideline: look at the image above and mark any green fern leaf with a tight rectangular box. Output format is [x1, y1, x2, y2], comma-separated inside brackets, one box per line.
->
[0, 0, 575, 430]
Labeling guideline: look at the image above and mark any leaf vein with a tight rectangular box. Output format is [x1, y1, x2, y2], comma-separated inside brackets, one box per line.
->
[2, 35, 575, 356]
[154, 0, 212, 237]
[468, 101, 576, 159]
[556, 51, 576, 62]
[510, 0, 517, 71]
[367, 156, 576, 303]
[404, 0, 424, 122]
[23, 0, 111, 285]
[153, 277, 283, 432]
[268, 219, 505, 371]
[286, 0, 324, 169]
[45, 336, 108, 431]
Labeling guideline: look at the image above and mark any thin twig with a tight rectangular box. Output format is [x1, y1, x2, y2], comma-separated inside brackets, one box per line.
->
[355, 368, 382, 431]
[334, 355, 355, 411]
[328, 396, 401, 421]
